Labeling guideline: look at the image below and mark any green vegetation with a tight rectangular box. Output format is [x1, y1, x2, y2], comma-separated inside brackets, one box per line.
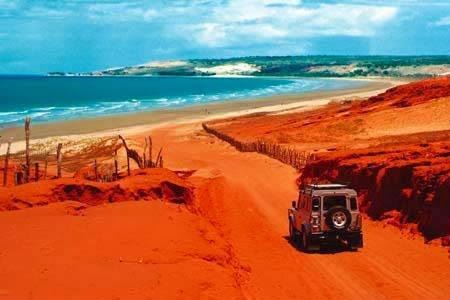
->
[50, 56, 450, 78]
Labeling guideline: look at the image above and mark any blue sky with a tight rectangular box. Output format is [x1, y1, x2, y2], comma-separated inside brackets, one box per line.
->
[0, 0, 449, 74]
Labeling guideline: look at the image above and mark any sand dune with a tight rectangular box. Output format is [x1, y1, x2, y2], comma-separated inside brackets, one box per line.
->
[0, 77, 449, 299]
[203, 76, 450, 246]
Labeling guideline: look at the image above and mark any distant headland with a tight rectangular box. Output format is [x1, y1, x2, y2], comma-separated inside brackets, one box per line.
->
[48, 55, 450, 78]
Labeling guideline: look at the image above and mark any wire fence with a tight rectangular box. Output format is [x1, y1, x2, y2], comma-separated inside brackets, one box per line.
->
[1, 133, 163, 186]
[202, 123, 311, 170]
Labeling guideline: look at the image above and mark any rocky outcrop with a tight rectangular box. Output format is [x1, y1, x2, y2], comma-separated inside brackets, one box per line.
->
[300, 142, 450, 244]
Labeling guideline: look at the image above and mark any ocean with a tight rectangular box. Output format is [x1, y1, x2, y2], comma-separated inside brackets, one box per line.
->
[0, 75, 363, 127]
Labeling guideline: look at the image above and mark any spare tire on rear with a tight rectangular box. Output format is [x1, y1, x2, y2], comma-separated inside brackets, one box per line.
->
[326, 206, 351, 231]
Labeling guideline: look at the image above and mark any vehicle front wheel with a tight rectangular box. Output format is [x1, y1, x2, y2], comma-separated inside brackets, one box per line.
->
[289, 220, 298, 244]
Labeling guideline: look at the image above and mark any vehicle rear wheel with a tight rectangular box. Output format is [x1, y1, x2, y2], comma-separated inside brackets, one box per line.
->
[325, 206, 352, 231]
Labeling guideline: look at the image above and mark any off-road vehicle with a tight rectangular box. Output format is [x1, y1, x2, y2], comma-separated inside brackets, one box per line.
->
[288, 184, 363, 251]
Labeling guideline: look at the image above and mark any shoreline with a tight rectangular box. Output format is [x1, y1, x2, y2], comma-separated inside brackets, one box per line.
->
[0, 78, 401, 154]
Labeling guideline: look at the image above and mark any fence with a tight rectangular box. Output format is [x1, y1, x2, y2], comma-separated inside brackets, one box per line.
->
[0, 140, 69, 185]
[1, 118, 165, 186]
[202, 123, 311, 170]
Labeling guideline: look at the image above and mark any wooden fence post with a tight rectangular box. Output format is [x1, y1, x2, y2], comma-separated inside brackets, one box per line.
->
[118, 135, 143, 171]
[44, 152, 48, 180]
[155, 147, 162, 168]
[34, 162, 39, 182]
[24, 117, 31, 183]
[143, 138, 148, 168]
[114, 149, 119, 179]
[56, 143, 62, 178]
[148, 136, 152, 168]
[15, 172, 23, 185]
[126, 152, 131, 176]
[3, 139, 12, 186]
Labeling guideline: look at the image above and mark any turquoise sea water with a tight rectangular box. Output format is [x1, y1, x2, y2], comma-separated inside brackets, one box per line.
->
[0, 76, 363, 127]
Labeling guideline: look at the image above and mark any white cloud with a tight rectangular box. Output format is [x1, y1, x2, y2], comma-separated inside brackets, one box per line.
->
[261, 0, 302, 5]
[324, 0, 449, 6]
[191, 2, 398, 47]
[195, 23, 227, 47]
[286, 4, 398, 36]
[212, 0, 273, 22]
[434, 16, 450, 26]
[23, 7, 71, 19]
[88, 3, 157, 22]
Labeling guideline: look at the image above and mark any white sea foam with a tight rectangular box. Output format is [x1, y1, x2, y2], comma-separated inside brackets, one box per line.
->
[0, 111, 18, 116]
[0, 78, 360, 126]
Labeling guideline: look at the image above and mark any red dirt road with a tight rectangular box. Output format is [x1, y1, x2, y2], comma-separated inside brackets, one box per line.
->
[151, 124, 450, 300]
[0, 121, 448, 299]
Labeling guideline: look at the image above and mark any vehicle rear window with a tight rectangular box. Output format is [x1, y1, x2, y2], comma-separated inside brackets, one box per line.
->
[350, 197, 358, 210]
[323, 195, 347, 210]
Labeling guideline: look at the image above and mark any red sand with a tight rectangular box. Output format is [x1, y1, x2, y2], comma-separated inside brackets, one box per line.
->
[206, 76, 450, 245]
[207, 76, 450, 151]
[0, 77, 449, 299]
[0, 168, 245, 299]
[0, 168, 193, 210]
[146, 124, 450, 299]
[0, 201, 242, 299]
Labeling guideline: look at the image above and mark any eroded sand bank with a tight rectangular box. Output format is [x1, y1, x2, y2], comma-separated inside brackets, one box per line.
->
[0, 79, 397, 154]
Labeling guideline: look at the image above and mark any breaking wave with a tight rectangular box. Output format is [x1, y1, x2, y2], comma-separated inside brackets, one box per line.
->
[0, 77, 361, 126]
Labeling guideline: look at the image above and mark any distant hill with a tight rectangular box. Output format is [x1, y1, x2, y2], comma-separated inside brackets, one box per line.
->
[49, 55, 450, 78]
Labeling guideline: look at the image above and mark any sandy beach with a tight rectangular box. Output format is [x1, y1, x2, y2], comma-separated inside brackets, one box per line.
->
[0, 78, 397, 154]
[0, 76, 449, 299]
[2, 0, 450, 298]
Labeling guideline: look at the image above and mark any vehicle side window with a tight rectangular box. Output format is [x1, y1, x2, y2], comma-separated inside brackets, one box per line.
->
[302, 196, 309, 209]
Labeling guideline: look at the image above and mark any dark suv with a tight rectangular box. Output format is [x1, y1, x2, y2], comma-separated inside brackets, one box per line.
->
[288, 184, 363, 251]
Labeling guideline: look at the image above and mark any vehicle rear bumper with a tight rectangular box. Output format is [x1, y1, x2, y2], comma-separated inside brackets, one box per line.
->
[311, 231, 363, 248]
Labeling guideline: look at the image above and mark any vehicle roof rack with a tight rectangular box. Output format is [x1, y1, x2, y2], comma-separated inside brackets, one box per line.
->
[306, 183, 349, 190]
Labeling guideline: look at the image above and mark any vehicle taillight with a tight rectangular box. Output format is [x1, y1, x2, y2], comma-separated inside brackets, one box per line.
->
[351, 214, 362, 230]
[310, 215, 321, 232]
[312, 197, 320, 212]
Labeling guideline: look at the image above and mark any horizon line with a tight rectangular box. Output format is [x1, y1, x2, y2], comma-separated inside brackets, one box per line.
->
[2, 54, 450, 75]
